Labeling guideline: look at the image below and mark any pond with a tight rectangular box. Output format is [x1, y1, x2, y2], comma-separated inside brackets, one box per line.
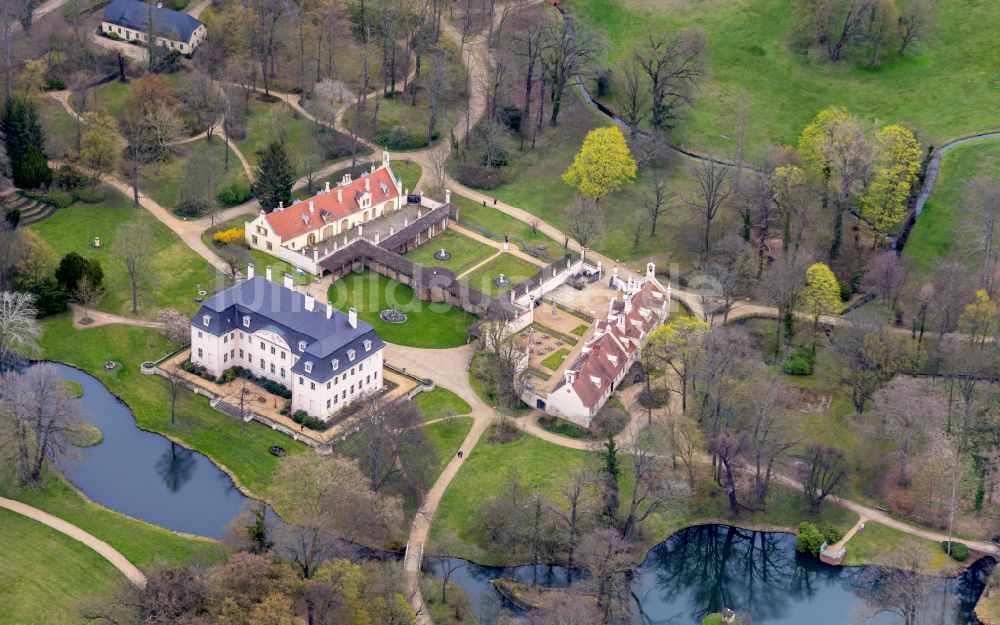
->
[427, 525, 993, 625]
[52, 362, 251, 538]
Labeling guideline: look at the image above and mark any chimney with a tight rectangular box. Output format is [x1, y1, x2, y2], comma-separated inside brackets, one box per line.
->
[370, 162, 376, 173]
[278, 201, 284, 211]
[445, 189, 452, 204]
[382, 150, 390, 167]
[647, 261, 656, 278]
[348, 307, 357, 328]
[326, 303, 333, 319]
[304, 292, 315, 311]
[337, 188, 343, 203]
[283, 273, 293, 289]
[309, 200, 315, 214]
[365, 177, 370, 192]
[564, 370, 575, 385]
[325, 181, 330, 193]
[247, 263, 255, 279]
[266, 265, 272, 281]
[343, 173, 351, 184]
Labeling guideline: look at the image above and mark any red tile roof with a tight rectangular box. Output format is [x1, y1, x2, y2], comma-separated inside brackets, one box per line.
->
[557, 277, 671, 409]
[265, 167, 400, 241]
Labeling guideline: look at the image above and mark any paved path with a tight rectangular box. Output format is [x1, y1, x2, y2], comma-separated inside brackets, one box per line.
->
[69, 303, 164, 330]
[0, 496, 147, 586]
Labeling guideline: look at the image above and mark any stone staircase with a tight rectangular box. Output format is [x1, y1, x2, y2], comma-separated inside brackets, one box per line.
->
[10, 193, 57, 226]
[211, 397, 248, 420]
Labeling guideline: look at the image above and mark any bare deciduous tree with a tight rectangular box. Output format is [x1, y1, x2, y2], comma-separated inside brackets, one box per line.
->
[565, 196, 603, 250]
[0, 364, 85, 486]
[870, 376, 945, 487]
[0, 290, 40, 365]
[114, 223, 154, 316]
[633, 28, 706, 131]
[688, 160, 733, 260]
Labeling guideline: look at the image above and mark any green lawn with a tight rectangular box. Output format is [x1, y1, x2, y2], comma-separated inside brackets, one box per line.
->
[236, 99, 350, 170]
[89, 79, 130, 119]
[462, 253, 541, 296]
[327, 271, 476, 348]
[140, 139, 250, 212]
[451, 194, 563, 256]
[0, 508, 121, 625]
[569, 0, 1000, 156]
[430, 429, 597, 563]
[454, 94, 695, 264]
[571, 324, 588, 336]
[0, 471, 223, 572]
[29, 185, 219, 318]
[841, 521, 959, 574]
[424, 417, 474, 476]
[38, 97, 78, 159]
[413, 387, 472, 421]
[38, 315, 308, 498]
[539, 348, 571, 371]
[904, 138, 1000, 276]
[405, 229, 496, 274]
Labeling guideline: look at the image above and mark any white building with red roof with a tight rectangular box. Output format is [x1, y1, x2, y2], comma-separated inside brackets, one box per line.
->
[541, 262, 671, 426]
[245, 152, 403, 256]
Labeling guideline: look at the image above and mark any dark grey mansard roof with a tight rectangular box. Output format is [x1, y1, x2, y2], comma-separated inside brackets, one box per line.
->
[193, 277, 383, 383]
[103, 0, 204, 43]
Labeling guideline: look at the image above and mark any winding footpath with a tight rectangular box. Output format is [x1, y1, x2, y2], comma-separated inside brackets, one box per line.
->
[0, 496, 147, 586]
[39, 1, 1000, 618]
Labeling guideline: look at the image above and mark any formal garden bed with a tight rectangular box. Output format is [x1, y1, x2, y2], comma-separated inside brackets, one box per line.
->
[404, 229, 496, 274]
[462, 253, 542, 297]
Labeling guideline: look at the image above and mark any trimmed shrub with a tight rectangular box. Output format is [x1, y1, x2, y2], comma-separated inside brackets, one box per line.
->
[217, 366, 245, 384]
[212, 228, 245, 245]
[796, 522, 824, 556]
[291, 409, 328, 431]
[941, 541, 970, 561]
[217, 180, 252, 206]
[260, 378, 292, 399]
[781, 347, 815, 375]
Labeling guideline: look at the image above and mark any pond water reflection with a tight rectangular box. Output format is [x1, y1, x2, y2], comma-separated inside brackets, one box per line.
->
[52, 362, 250, 538]
[429, 525, 993, 625]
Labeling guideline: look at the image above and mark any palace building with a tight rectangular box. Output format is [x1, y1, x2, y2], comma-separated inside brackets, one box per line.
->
[189, 266, 385, 421]
[245, 152, 404, 255]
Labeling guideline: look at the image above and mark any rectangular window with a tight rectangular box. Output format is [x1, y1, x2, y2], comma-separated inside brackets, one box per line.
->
[260, 359, 265, 369]
[334, 395, 338, 404]
[270, 346, 275, 355]
[310, 382, 315, 390]
[342, 390, 346, 399]
[280, 368, 285, 378]
[270, 363, 275, 374]
[252, 235, 259, 245]
[223, 354, 228, 362]
[299, 377, 304, 386]
[267, 242, 273, 251]
[197, 331, 202, 338]
[281, 352, 285, 360]
[326, 399, 331, 409]
[239, 349, 244, 359]
[366, 375, 370, 384]
[260, 341, 265, 350]
[359, 363, 364, 372]
[350, 384, 354, 394]
[223, 335, 228, 343]
[197, 348, 203, 357]
[326, 381, 331, 390]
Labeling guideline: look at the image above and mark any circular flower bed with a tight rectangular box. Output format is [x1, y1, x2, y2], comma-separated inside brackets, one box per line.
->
[433, 248, 452, 261]
[380, 307, 408, 324]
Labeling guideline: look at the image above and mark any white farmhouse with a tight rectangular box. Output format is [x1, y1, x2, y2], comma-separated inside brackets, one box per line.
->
[246, 152, 403, 255]
[101, 0, 207, 55]
[190, 266, 384, 421]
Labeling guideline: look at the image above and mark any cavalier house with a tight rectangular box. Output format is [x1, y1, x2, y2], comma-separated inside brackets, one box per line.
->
[246, 152, 403, 255]
[189, 266, 384, 421]
[101, 0, 207, 55]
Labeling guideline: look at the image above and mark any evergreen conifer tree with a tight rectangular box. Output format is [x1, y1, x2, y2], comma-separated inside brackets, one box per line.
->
[253, 140, 296, 211]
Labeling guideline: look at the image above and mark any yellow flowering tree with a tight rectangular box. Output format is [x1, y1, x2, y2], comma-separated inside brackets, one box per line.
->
[562, 126, 637, 201]
[799, 262, 841, 352]
[213, 228, 245, 245]
[959, 290, 997, 349]
[861, 124, 922, 245]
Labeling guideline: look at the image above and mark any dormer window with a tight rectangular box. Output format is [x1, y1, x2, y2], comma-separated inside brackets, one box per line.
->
[607, 354, 618, 365]
[298, 341, 307, 352]
[304, 361, 313, 374]
[590, 375, 602, 386]
[363, 339, 372, 351]
[347, 349, 356, 361]
[202, 315, 210, 326]
[331, 359, 339, 371]
[242, 315, 251, 328]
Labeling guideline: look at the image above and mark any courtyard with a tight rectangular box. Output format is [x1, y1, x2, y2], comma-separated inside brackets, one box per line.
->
[404, 229, 496, 275]
[462, 253, 543, 297]
[327, 271, 476, 349]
